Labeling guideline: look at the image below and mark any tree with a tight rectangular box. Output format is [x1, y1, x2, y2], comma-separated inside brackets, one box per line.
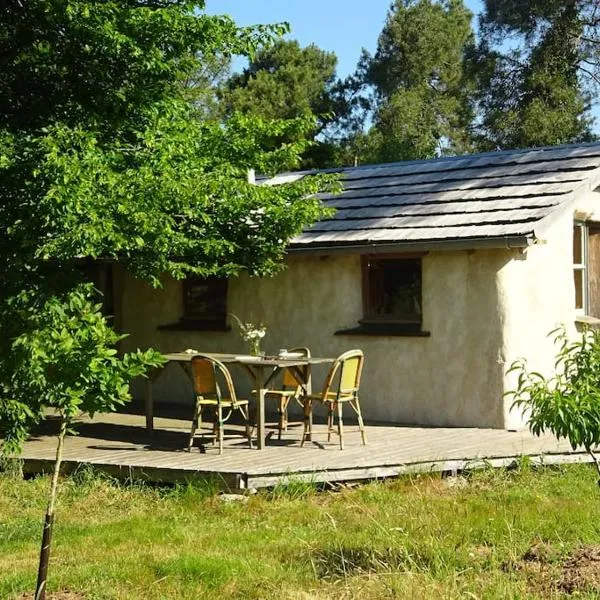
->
[470, 0, 597, 149]
[0, 2, 333, 597]
[222, 39, 349, 168]
[509, 327, 600, 485]
[360, 0, 476, 163]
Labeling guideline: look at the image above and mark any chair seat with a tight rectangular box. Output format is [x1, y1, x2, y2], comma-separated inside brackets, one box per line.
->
[196, 397, 249, 406]
[305, 391, 355, 403]
[264, 389, 298, 398]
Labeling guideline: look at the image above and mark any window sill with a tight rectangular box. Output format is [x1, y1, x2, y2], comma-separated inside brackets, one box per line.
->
[158, 320, 231, 332]
[575, 314, 600, 327]
[335, 323, 430, 337]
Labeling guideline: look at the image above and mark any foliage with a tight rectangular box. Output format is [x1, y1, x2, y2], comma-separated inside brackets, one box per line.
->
[508, 326, 600, 477]
[0, 1, 336, 451]
[0, 284, 164, 453]
[222, 39, 352, 169]
[470, 0, 596, 149]
[359, 0, 476, 162]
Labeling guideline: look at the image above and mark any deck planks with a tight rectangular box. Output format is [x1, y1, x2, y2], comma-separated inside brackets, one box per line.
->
[11, 411, 588, 490]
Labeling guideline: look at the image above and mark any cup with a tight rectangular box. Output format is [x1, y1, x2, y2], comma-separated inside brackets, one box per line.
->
[278, 348, 288, 357]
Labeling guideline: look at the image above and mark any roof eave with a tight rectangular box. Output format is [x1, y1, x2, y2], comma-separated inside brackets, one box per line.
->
[287, 235, 535, 256]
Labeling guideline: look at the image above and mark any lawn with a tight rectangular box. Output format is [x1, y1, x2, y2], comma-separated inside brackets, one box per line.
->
[2, 460, 600, 599]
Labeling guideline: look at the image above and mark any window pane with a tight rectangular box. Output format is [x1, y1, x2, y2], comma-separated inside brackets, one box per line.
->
[574, 269, 584, 310]
[183, 277, 228, 322]
[574, 224, 583, 265]
[366, 259, 421, 323]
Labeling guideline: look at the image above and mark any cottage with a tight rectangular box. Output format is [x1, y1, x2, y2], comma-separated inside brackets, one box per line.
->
[116, 142, 600, 430]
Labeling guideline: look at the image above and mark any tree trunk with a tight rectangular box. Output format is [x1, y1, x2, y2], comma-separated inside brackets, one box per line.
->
[585, 445, 600, 485]
[35, 415, 68, 600]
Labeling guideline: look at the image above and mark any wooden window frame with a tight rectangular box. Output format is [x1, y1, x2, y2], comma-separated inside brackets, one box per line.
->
[336, 253, 430, 337]
[159, 276, 230, 331]
[574, 221, 588, 314]
[574, 221, 600, 320]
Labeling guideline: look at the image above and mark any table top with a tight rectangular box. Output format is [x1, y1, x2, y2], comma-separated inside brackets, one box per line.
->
[163, 351, 334, 367]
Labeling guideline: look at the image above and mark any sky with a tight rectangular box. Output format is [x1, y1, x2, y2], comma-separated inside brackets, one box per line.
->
[204, 0, 483, 78]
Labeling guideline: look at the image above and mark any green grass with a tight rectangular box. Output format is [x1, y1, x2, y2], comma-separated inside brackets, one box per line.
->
[2, 462, 600, 599]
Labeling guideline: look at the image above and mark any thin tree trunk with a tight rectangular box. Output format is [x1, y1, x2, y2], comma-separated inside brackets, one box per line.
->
[35, 415, 68, 600]
[586, 445, 600, 483]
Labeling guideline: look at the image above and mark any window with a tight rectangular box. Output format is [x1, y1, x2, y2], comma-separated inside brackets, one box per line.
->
[362, 256, 422, 324]
[574, 222, 587, 312]
[333, 254, 430, 337]
[181, 276, 228, 329]
[573, 222, 600, 318]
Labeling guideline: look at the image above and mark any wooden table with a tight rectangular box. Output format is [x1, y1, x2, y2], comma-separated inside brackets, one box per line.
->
[145, 352, 334, 450]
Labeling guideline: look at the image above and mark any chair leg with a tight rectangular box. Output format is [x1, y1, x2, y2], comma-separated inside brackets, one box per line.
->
[351, 397, 367, 445]
[240, 404, 253, 449]
[327, 403, 334, 442]
[337, 401, 344, 450]
[188, 400, 200, 451]
[217, 404, 224, 455]
[277, 397, 285, 440]
[301, 398, 312, 447]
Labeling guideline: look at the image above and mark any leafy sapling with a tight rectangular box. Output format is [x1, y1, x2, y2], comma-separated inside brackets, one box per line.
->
[508, 326, 600, 484]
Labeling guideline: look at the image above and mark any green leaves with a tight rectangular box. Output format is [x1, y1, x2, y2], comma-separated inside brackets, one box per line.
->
[359, 0, 476, 161]
[0, 2, 335, 459]
[508, 326, 600, 454]
[0, 284, 165, 454]
[471, 0, 596, 149]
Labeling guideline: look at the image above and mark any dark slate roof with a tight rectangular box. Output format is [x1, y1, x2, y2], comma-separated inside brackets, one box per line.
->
[266, 142, 600, 252]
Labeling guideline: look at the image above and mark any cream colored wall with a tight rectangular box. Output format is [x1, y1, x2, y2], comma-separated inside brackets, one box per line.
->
[118, 192, 600, 430]
[498, 190, 600, 429]
[119, 249, 514, 428]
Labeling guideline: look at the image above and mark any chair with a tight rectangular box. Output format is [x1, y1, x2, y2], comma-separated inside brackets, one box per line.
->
[187, 354, 252, 455]
[301, 349, 366, 450]
[264, 346, 311, 440]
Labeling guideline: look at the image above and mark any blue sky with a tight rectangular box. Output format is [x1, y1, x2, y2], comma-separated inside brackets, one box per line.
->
[204, 0, 483, 78]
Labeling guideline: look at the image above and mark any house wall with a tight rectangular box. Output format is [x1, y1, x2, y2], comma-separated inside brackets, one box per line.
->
[118, 248, 516, 428]
[115, 191, 600, 430]
[498, 190, 600, 429]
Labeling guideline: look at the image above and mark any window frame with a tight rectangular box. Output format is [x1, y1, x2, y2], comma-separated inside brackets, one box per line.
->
[182, 276, 229, 329]
[336, 252, 430, 337]
[574, 221, 588, 315]
[159, 275, 230, 331]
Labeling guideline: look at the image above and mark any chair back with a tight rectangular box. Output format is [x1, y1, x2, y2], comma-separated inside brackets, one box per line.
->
[321, 349, 364, 399]
[190, 355, 238, 405]
[281, 346, 311, 388]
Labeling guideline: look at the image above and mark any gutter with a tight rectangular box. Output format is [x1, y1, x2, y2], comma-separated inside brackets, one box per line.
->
[286, 235, 535, 256]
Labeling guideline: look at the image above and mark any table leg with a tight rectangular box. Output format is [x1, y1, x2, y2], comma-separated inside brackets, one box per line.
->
[305, 365, 313, 442]
[145, 377, 154, 434]
[256, 368, 266, 450]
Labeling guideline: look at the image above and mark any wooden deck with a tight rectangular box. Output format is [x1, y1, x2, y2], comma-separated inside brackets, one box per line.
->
[16, 407, 588, 491]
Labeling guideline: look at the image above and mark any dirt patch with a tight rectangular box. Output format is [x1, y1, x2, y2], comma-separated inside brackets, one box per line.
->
[556, 545, 600, 594]
[514, 543, 600, 595]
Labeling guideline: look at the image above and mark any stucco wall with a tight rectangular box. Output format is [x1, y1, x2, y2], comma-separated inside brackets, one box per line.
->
[498, 190, 600, 429]
[116, 191, 600, 430]
[119, 248, 517, 428]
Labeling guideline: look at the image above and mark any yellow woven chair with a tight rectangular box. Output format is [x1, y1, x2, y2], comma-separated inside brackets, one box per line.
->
[187, 354, 252, 455]
[301, 349, 366, 450]
[264, 346, 311, 439]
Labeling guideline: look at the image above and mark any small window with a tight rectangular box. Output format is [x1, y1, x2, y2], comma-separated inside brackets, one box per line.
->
[182, 276, 228, 329]
[361, 256, 422, 325]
